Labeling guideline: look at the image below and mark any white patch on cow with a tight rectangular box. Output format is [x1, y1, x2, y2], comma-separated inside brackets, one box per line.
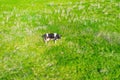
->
[54, 33, 57, 37]
[46, 33, 48, 37]
[46, 38, 50, 41]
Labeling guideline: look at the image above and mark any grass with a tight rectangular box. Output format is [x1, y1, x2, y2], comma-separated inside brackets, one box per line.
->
[0, 0, 120, 80]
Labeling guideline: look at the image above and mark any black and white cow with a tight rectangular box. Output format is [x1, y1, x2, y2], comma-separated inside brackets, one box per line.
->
[42, 33, 61, 43]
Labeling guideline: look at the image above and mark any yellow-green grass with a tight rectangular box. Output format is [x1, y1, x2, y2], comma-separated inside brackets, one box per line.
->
[0, 0, 120, 80]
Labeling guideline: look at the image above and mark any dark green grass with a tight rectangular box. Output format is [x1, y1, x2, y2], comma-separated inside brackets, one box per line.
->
[0, 0, 120, 80]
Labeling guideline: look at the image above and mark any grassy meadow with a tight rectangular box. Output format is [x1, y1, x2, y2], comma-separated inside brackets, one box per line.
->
[0, 0, 120, 80]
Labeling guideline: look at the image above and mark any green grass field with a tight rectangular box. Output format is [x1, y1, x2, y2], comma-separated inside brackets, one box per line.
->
[0, 0, 120, 80]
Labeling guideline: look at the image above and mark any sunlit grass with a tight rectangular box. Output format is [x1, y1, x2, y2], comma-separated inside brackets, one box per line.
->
[0, 0, 120, 80]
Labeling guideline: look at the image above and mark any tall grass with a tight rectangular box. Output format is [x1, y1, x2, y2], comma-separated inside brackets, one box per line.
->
[0, 0, 120, 80]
